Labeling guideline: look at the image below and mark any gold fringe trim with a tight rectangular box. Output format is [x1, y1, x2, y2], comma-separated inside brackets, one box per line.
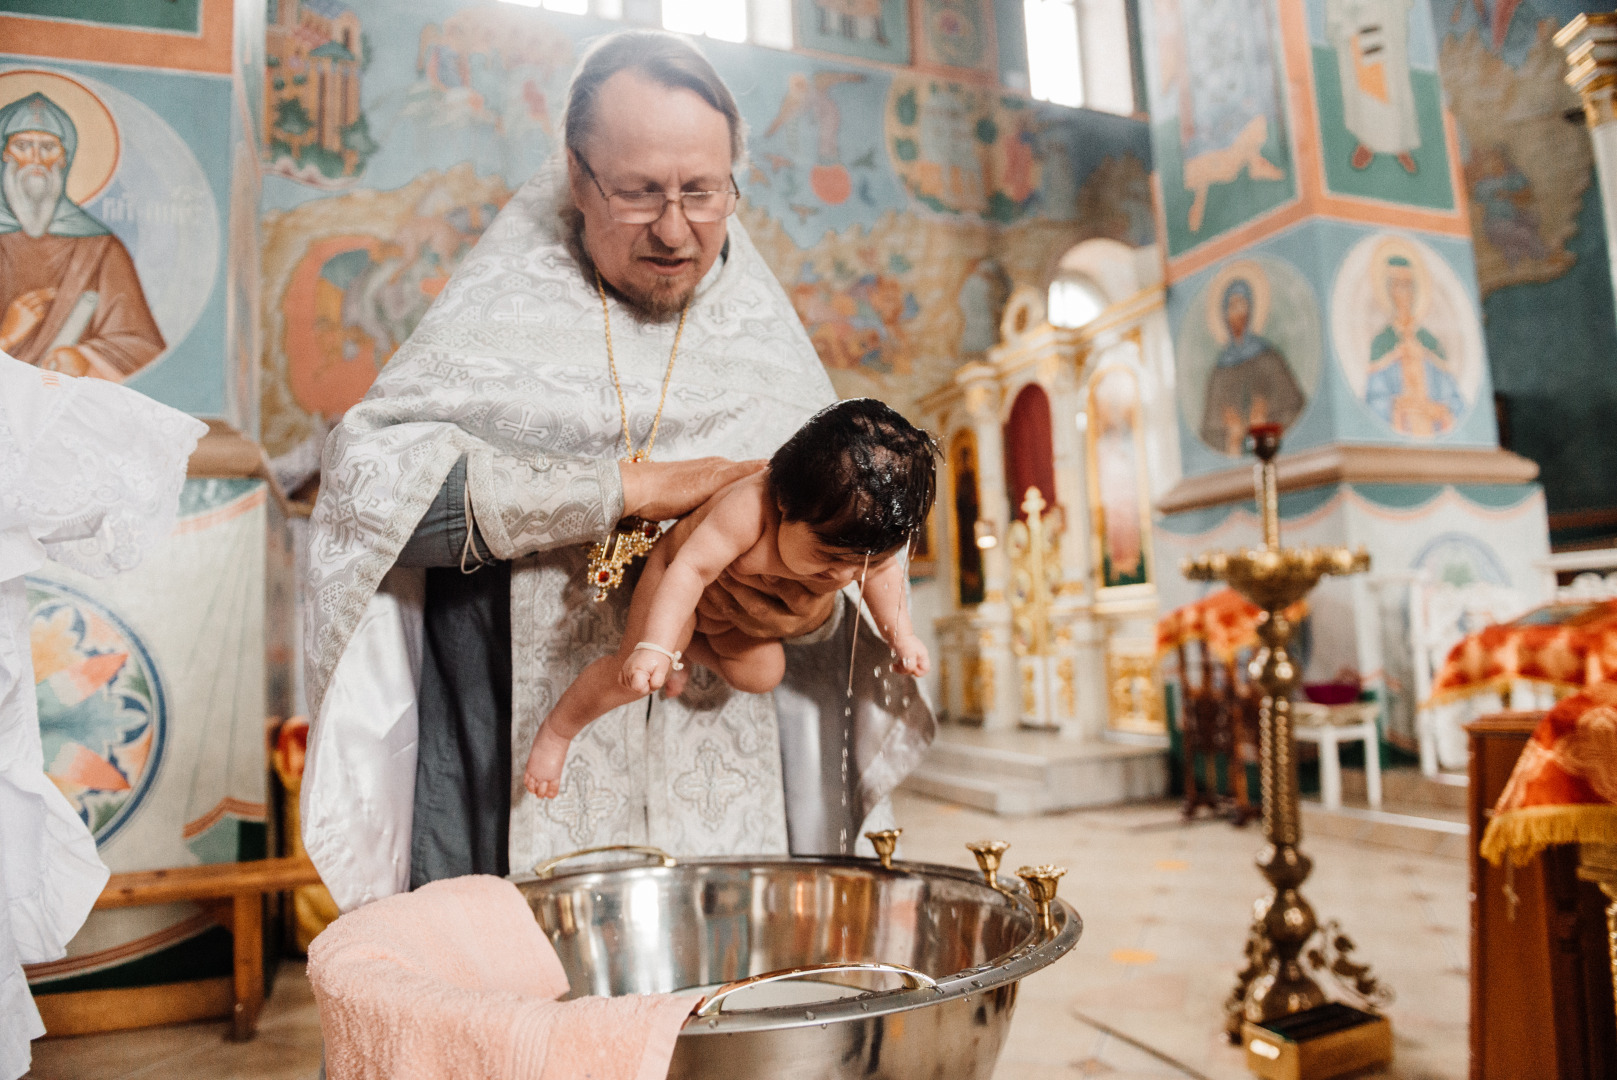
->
[1423, 676, 1578, 709]
[1480, 804, 1617, 867]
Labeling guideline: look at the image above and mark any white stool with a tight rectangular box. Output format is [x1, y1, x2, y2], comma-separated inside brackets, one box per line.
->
[1293, 701, 1382, 809]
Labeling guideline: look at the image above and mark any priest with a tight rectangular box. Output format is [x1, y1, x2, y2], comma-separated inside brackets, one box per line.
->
[302, 29, 934, 911]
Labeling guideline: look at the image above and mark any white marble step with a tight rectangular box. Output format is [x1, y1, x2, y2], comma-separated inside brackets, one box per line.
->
[901, 725, 1169, 815]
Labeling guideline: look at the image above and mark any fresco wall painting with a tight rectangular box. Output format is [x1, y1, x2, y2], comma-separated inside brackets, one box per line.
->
[1142, 1, 1554, 746]
[1330, 230, 1484, 440]
[256, 1, 1155, 456]
[25, 479, 287, 996]
[950, 429, 987, 607]
[1173, 252, 1323, 460]
[264, 0, 375, 187]
[1141, 0, 1476, 280]
[2, 0, 263, 423]
[260, 163, 513, 457]
[1146, 0, 1490, 474]
[1425, 0, 1617, 530]
[0, 67, 217, 394]
[1087, 364, 1154, 591]
[793, 0, 913, 65]
[1143, 0, 1298, 260]
[915, 0, 996, 73]
[0, 0, 237, 76]
[1313, 0, 1457, 210]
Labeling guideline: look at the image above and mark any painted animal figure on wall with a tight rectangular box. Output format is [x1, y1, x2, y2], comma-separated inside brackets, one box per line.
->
[0, 92, 164, 380]
[1153, 0, 1288, 232]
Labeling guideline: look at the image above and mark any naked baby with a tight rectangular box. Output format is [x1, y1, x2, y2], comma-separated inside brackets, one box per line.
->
[523, 397, 938, 799]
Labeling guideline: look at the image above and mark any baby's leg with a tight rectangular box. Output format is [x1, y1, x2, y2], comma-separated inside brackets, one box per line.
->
[525, 545, 684, 799]
[523, 655, 646, 798]
[700, 628, 786, 695]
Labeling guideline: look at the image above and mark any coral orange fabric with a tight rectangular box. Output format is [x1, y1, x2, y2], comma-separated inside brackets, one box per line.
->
[1430, 599, 1617, 703]
[272, 715, 340, 950]
[1155, 588, 1309, 664]
[1479, 682, 1617, 867]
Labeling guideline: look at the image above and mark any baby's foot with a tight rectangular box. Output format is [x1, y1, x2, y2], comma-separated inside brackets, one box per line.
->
[621, 647, 674, 696]
[661, 664, 690, 699]
[522, 724, 572, 799]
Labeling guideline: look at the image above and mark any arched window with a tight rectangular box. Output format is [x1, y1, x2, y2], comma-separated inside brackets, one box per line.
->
[1048, 274, 1106, 329]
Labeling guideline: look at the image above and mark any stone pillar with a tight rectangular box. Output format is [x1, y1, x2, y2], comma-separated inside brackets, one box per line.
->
[1557, 14, 1617, 321]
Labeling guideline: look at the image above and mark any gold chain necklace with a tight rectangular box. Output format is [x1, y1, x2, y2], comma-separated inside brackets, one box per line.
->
[586, 270, 691, 601]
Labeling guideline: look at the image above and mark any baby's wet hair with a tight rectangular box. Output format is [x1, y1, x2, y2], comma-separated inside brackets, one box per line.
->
[768, 398, 939, 556]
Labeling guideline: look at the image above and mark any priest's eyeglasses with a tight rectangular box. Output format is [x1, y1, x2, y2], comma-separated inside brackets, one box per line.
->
[577, 154, 738, 225]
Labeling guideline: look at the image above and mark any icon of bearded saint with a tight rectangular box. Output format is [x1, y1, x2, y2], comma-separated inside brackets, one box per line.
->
[0, 92, 164, 379]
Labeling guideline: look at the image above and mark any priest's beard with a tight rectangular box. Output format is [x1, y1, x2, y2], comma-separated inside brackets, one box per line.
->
[558, 203, 694, 323]
[2, 159, 63, 239]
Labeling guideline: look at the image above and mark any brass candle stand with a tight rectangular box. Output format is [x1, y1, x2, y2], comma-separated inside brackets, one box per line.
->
[1181, 425, 1389, 1040]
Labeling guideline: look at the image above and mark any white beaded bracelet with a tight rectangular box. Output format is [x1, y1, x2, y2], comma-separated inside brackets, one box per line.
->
[633, 641, 684, 670]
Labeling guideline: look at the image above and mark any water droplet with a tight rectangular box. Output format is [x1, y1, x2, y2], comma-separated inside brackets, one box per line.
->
[820, 1022, 828, 1030]
[873, 665, 882, 678]
[970, 980, 980, 989]
[804, 1010, 815, 1020]
[859, 1002, 869, 1012]
[708, 1018, 718, 1028]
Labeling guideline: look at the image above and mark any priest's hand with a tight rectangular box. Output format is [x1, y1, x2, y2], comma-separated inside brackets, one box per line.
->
[698, 570, 836, 640]
[619, 457, 764, 522]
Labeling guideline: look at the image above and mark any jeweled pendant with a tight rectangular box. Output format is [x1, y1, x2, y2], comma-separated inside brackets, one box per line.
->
[585, 516, 663, 601]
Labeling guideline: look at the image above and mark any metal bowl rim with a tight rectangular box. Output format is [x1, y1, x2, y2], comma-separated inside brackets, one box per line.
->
[511, 854, 1084, 1035]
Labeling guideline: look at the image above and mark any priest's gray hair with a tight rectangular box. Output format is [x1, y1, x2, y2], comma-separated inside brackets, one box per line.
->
[562, 29, 748, 165]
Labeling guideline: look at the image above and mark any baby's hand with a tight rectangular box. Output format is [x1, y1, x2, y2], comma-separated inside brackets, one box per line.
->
[622, 646, 674, 695]
[890, 635, 930, 677]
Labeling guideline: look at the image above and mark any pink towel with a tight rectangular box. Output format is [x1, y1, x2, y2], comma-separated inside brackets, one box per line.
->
[308, 875, 694, 1080]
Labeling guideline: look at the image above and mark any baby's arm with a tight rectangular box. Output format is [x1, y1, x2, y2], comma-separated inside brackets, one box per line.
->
[861, 555, 929, 676]
[626, 488, 765, 693]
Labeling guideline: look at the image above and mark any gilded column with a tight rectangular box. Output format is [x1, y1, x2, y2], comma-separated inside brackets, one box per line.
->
[960, 366, 1019, 729]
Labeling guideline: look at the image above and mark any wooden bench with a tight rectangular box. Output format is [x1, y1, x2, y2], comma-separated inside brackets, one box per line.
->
[35, 855, 324, 1041]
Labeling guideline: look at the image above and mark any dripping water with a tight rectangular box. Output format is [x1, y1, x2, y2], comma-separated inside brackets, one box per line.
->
[837, 552, 872, 855]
